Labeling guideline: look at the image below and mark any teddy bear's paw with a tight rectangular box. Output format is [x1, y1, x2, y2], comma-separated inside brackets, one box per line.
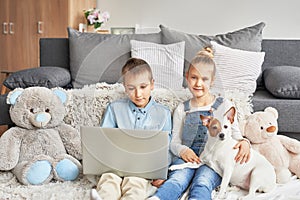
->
[54, 158, 80, 181]
[26, 160, 53, 185]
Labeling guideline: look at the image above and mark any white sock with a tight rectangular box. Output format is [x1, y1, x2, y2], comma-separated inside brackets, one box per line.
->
[90, 189, 102, 200]
[147, 196, 160, 200]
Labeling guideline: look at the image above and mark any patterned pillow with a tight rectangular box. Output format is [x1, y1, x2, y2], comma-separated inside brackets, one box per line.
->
[160, 22, 266, 87]
[211, 41, 265, 95]
[130, 40, 185, 90]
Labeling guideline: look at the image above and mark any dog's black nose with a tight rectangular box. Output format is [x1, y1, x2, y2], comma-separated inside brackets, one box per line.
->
[219, 133, 225, 140]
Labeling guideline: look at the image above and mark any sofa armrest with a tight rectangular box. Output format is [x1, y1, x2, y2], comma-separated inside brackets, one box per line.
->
[3, 66, 71, 90]
[0, 94, 13, 126]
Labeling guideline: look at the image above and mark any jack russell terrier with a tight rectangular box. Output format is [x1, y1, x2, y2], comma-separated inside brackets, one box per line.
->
[200, 104, 276, 200]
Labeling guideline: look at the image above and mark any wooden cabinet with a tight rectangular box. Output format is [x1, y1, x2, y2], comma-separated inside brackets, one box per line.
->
[0, 0, 96, 86]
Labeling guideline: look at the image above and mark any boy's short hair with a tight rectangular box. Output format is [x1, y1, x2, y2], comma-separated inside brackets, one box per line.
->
[122, 58, 153, 81]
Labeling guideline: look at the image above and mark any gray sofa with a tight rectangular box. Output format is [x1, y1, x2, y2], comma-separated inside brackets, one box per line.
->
[1, 23, 300, 140]
[253, 40, 300, 140]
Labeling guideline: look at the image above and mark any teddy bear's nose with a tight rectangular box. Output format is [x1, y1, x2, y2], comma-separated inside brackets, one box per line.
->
[266, 126, 276, 133]
[36, 113, 51, 122]
[30, 112, 52, 128]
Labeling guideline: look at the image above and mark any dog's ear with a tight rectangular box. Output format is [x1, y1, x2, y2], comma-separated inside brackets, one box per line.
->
[225, 107, 236, 124]
[200, 115, 211, 127]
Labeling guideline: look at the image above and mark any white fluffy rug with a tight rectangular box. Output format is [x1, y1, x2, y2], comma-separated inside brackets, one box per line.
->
[0, 171, 94, 200]
[1, 170, 300, 200]
[212, 176, 300, 200]
[1, 83, 299, 200]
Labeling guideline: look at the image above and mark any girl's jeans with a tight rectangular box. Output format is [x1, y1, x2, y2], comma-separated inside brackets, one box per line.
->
[154, 159, 221, 200]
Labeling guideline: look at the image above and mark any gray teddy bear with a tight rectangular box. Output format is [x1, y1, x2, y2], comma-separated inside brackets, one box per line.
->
[0, 87, 82, 185]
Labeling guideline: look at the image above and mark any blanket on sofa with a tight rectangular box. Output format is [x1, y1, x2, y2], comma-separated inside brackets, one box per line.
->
[64, 82, 193, 130]
[63, 82, 253, 130]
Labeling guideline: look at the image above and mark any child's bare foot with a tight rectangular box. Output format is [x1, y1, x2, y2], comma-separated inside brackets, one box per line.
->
[151, 179, 165, 187]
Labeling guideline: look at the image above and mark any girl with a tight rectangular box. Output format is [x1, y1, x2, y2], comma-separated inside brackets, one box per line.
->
[148, 47, 250, 200]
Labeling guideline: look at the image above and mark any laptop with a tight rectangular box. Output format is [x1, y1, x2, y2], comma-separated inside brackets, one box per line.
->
[80, 126, 169, 180]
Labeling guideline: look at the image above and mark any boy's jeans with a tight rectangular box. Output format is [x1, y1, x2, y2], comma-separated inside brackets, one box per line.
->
[154, 159, 221, 200]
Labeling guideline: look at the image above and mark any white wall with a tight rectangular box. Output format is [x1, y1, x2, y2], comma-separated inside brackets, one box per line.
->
[97, 0, 300, 39]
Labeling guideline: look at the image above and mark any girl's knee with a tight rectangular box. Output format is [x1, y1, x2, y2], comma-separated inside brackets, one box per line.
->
[170, 169, 193, 183]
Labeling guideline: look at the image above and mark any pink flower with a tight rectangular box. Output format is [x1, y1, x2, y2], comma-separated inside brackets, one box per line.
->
[84, 8, 110, 28]
[101, 11, 110, 22]
[87, 15, 96, 24]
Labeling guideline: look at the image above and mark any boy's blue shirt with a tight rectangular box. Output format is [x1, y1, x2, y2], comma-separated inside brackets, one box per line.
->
[101, 97, 172, 141]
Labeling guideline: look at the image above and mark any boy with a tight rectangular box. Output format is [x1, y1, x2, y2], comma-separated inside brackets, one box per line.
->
[91, 58, 172, 200]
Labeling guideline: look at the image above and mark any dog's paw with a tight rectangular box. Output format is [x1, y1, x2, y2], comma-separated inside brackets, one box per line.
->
[215, 192, 227, 200]
[227, 185, 241, 192]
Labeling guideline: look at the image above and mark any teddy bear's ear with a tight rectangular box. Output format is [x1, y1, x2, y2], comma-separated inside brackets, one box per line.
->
[264, 107, 278, 119]
[6, 88, 24, 105]
[52, 87, 68, 105]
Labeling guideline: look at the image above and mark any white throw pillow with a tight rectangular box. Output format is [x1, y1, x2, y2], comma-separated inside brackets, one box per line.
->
[211, 41, 265, 95]
[130, 40, 185, 90]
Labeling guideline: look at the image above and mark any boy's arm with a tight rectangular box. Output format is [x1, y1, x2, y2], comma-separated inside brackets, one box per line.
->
[162, 110, 172, 143]
[100, 103, 117, 128]
[162, 109, 173, 166]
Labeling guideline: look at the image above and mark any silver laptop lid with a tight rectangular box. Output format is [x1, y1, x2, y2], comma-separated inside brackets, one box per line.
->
[81, 126, 169, 179]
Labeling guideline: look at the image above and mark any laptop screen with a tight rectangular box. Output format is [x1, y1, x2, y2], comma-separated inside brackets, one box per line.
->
[81, 126, 169, 179]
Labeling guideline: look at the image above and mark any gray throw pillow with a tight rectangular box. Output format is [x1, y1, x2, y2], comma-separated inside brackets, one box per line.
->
[68, 28, 162, 88]
[3, 67, 71, 89]
[264, 66, 300, 99]
[159, 22, 266, 86]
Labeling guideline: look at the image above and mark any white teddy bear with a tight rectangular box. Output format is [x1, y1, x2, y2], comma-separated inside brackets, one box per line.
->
[242, 107, 300, 184]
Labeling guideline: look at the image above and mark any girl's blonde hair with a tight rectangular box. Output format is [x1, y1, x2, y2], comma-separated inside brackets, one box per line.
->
[189, 46, 216, 77]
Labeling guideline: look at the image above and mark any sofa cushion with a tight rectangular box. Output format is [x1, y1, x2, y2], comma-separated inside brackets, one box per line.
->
[211, 41, 265, 95]
[264, 66, 300, 99]
[160, 22, 265, 87]
[130, 40, 185, 90]
[258, 40, 300, 87]
[3, 67, 71, 90]
[68, 28, 162, 88]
